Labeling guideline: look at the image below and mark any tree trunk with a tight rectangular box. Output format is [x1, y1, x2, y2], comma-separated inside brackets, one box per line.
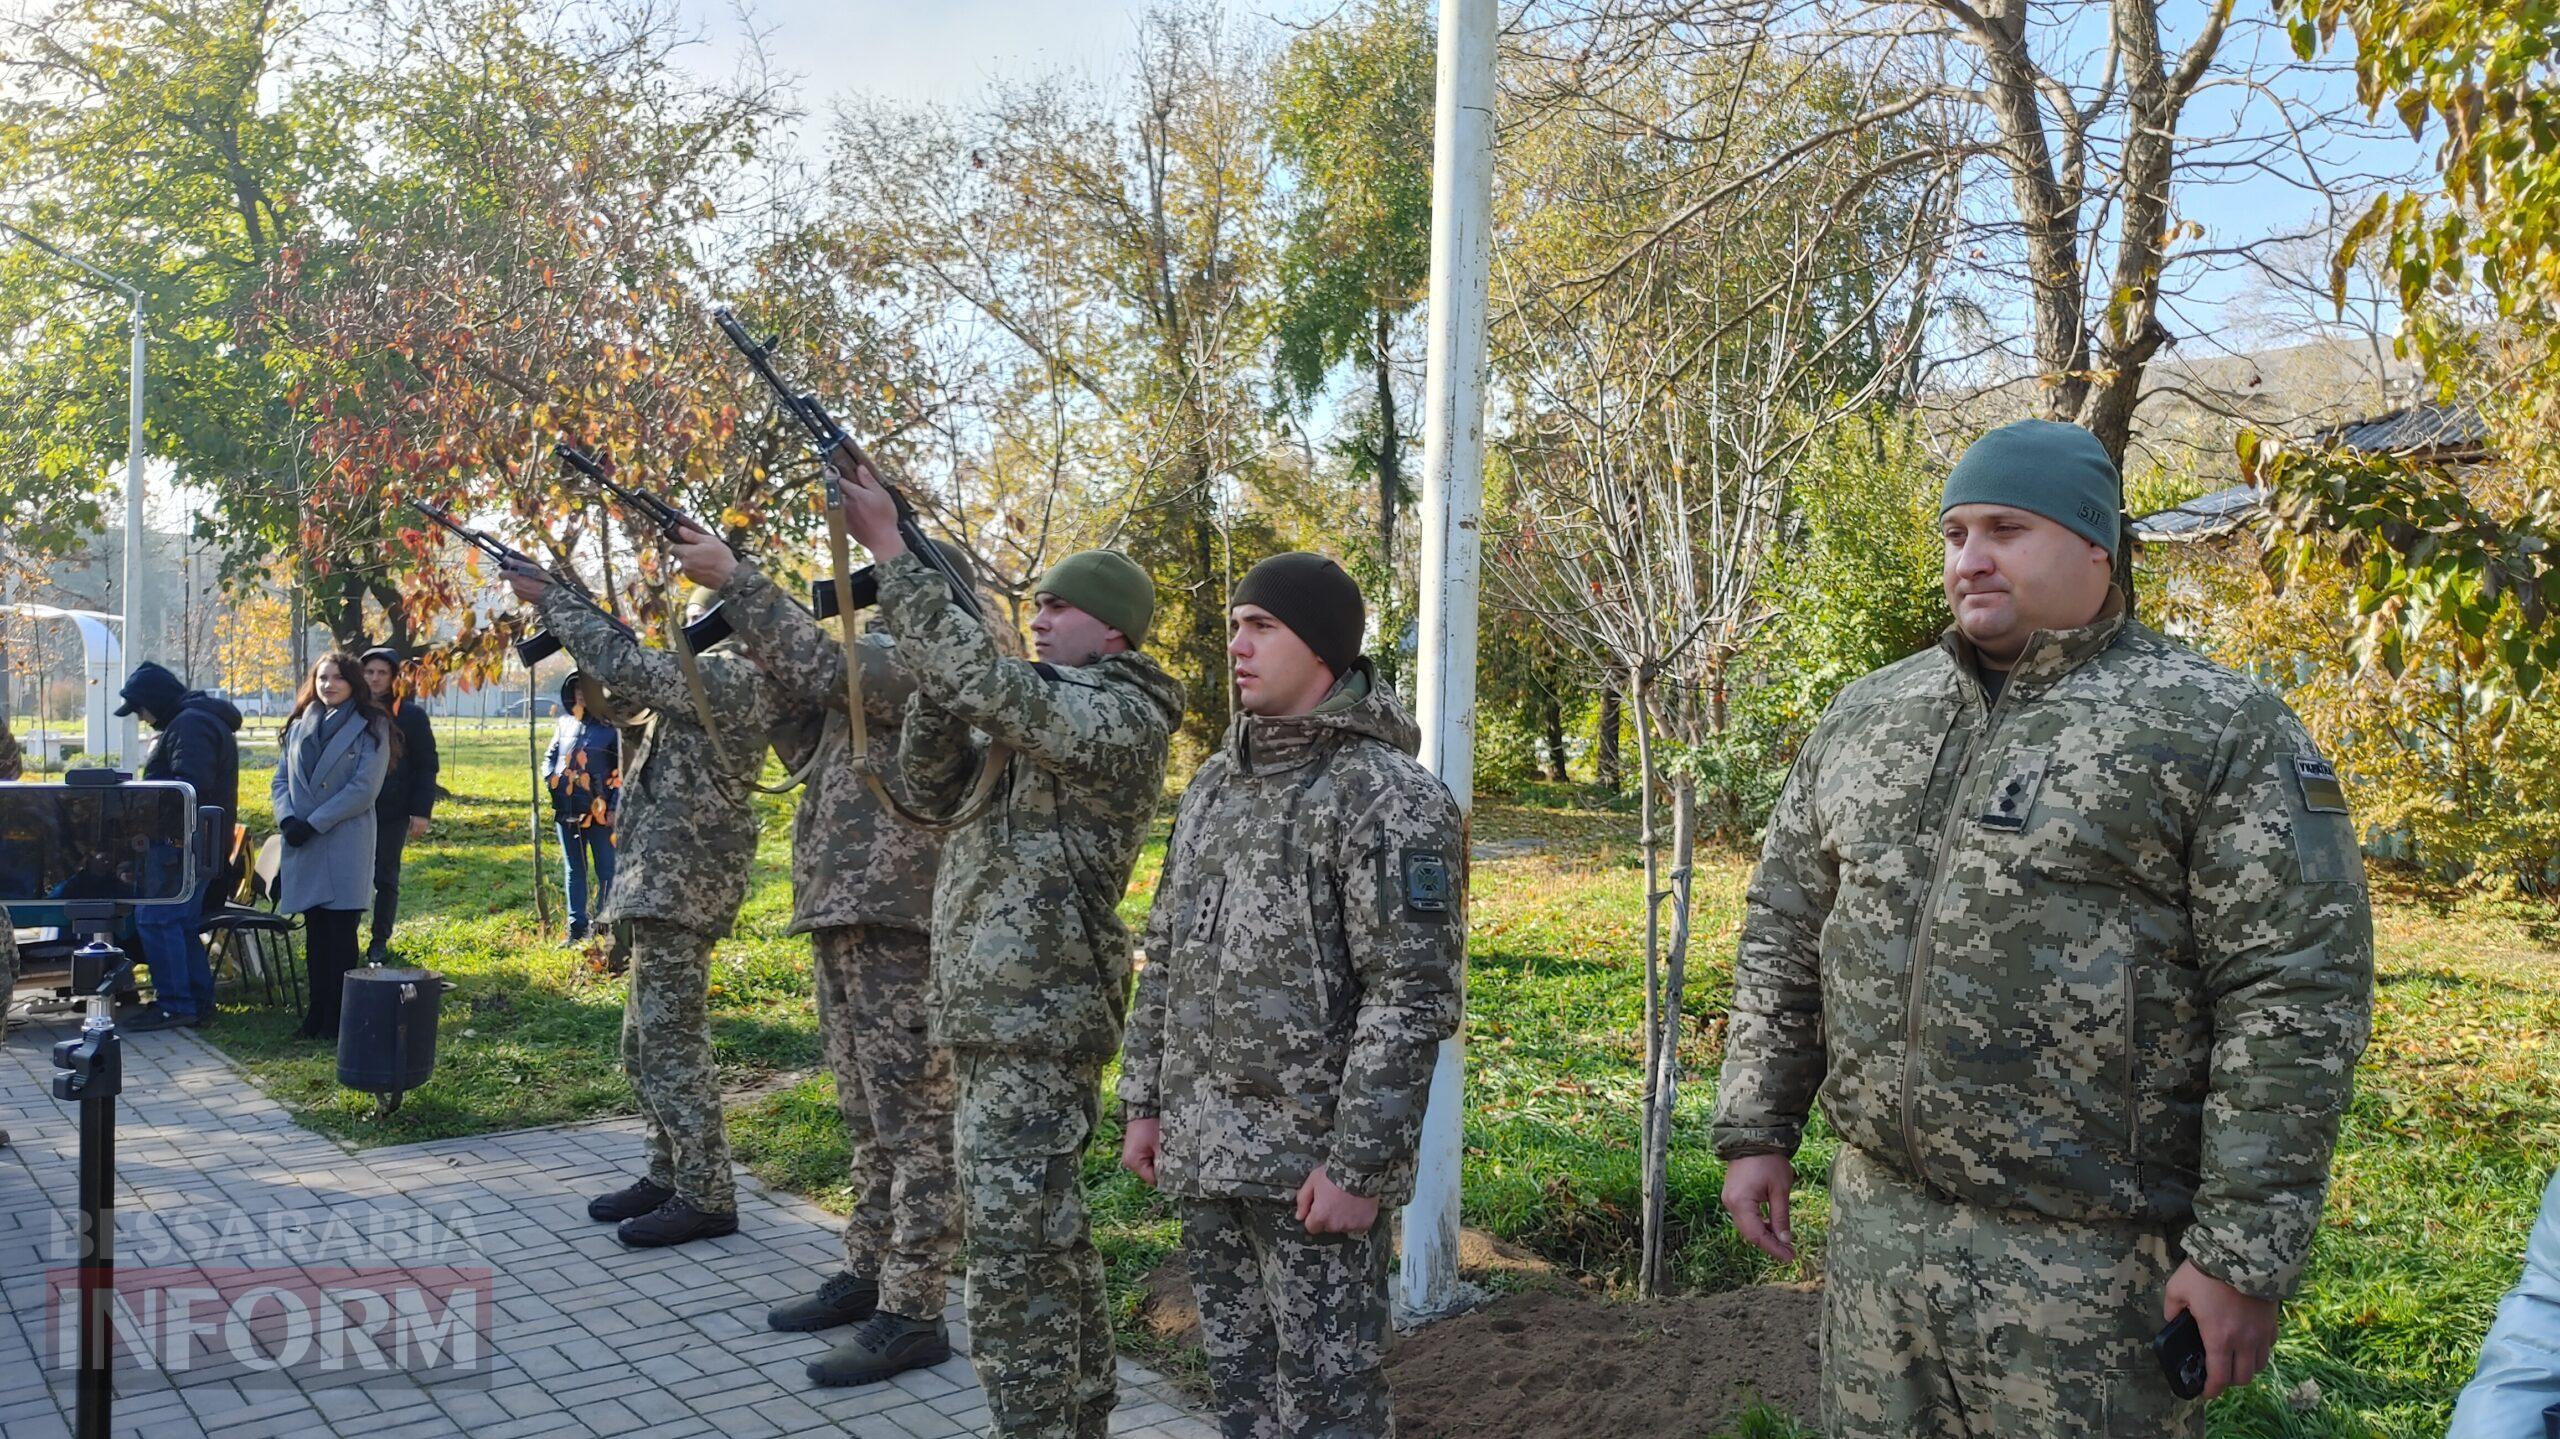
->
[1595, 685, 1623, 792]
[1632, 665, 1668, 1298]
[1542, 690, 1569, 783]
[1375, 307, 1399, 574]
[1645, 773, 1697, 1298]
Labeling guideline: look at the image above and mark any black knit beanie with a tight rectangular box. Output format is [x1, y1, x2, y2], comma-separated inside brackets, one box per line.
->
[1230, 552, 1365, 678]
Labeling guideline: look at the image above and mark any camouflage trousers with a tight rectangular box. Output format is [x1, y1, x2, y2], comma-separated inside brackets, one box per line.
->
[622, 919, 735, 1214]
[811, 924, 957, 1319]
[955, 1049, 1114, 1439]
[1181, 1197, 1395, 1439]
[1821, 1144, 2202, 1439]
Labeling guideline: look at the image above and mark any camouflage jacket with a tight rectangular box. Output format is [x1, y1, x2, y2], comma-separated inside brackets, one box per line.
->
[719, 560, 941, 936]
[875, 550, 1186, 1057]
[534, 588, 783, 938]
[1711, 602, 2375, 1301]
[1117, 663, 1465, 1204]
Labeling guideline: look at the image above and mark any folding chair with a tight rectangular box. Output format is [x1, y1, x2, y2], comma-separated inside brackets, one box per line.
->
[203, 834, 304, 1015]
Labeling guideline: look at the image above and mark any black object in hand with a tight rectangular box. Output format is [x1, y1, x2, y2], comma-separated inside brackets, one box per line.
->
[2153, 1311, 2207, 1400]
[280, 818, 317, 849]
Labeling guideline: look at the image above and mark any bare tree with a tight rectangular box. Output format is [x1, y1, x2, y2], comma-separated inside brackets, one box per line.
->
[1488, 35, 1954, 1294]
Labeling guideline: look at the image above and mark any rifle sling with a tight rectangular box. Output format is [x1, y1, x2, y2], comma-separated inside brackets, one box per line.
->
[826, 497, 1009, 831]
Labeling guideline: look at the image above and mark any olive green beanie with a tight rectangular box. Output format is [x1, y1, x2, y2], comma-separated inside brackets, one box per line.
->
[1941, 419, 2124, 556]
[1035, 549, 1156, 646]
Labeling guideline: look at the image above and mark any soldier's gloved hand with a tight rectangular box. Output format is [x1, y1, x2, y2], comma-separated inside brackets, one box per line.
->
[2164, 1260, 2278, 1400]
[1720, 1153, 1798, 1263]
[670, 523, 736, 590]
[1118, 1116, 1161, 1187]
[1296, 1167, 1381, 1236]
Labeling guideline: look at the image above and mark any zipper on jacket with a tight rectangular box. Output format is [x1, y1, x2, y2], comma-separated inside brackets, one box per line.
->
[1896, 669, 2010, 1195]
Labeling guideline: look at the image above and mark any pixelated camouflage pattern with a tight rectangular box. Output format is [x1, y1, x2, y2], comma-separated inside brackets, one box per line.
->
[720, 560, 941, 935]
[623, 917, 736, 1213]
[1821, 1144, 2201, 1438]
[1712, 601, 2375, 1301]
[534, 588, 784, 938]
[1118, 661, 1464, 1205]
[1181, 1196, 1396, 1439]
[955, 1050, 1116, 1439]
[812, 923, 957, 1319]
[874, 549, 1186, 1058]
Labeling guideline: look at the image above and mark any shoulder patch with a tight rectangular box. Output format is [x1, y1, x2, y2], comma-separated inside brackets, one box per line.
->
[2293, 754, 2349, 815]
[1398, 848, 1454, 922]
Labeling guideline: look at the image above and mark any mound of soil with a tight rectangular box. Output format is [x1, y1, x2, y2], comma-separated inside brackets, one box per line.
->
[1132, 1228, 1820, 1436]
[1388, 1283, 1822, 1439]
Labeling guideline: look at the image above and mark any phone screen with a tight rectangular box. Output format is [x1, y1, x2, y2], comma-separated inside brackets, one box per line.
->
[0, 781, 199, 908]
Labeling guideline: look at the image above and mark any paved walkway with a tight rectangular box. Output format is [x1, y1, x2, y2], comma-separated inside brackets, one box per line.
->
[0, 1011, 1214, 1438]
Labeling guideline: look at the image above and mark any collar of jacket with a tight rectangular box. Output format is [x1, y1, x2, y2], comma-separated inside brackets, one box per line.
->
[1936, 589, 2129, 708]
[1227, 658, 1389, 776]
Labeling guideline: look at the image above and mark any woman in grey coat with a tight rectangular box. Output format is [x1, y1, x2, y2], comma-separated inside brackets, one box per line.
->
[272, 651, 395, 1041]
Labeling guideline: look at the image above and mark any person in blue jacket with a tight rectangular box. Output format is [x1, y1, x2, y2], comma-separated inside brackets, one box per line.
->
[114, 662, 243, 1032]
[542, 672, 621, 943]
[2451, 1168, 2560, 1438]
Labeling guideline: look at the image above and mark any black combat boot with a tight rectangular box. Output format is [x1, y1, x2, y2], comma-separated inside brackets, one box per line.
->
[586, 1177, 674, 1223]
[616, 1195, 739, 1248]
[805, 1311, 952, 1387]
[767, 1271, 878, 1332]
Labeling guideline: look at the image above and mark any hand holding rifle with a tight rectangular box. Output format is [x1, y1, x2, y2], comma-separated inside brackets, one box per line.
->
[827, 452, 905, 561]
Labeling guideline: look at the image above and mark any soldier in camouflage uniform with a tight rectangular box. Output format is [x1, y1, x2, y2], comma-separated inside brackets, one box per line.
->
[834, 456, 1184, 1439]
[506, 563, 787, 1248]
[675, 532, 962, 1387]
[1119, 553, 1464, 1439]
[1713, 419, 2375, 1438]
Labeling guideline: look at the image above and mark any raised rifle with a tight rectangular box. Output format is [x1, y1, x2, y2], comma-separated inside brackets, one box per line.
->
[712, 306, 1005, 829]
[409, 499, 729, 666]
[551, 442, 781, 788]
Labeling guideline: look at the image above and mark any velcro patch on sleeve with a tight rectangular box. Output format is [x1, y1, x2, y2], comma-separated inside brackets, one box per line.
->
[1400, 848, 1454, 921]
[2294, 755, 2349, 815]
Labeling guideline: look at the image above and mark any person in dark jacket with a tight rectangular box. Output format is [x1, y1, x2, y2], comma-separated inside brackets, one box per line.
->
[115, 662, 244, 1032]
[359, 648, 440, 963]
[542, 672, 621, 942]
[276, 653, 394, 1041]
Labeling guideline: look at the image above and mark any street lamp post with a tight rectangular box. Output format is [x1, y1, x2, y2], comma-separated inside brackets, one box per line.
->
[1, 220, 149, 768]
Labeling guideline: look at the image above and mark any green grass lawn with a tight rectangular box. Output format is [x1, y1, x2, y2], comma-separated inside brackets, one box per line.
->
[169, 728, 2560, 1437]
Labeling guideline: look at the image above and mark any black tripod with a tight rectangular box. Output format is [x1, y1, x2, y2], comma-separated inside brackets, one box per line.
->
[51, 902, 134, 1439]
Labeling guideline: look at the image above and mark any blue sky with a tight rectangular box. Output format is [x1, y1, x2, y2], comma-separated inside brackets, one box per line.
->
[664, 0, 2430, 365]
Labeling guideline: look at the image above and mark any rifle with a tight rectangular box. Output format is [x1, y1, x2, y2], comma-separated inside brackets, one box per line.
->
[409, 500, 731, 667]
[712, 308, 981, 618]
[712, 305, 1005, 830]
[550, 442, 779, 788]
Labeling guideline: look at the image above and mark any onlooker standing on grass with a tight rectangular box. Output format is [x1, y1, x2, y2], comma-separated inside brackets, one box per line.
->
[359, 647, 440, 963]
[1118, 553, 1464, 1439]
[1714, 420, 2374, 1437]
[542, 671, 621, 944]
[115, 661, 243, 1033]
[273, 652, 394, 1042]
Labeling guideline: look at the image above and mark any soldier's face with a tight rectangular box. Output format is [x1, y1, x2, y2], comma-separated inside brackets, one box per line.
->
[1030, 594, 1125, 668]
[1228, 604, 1334, 717]
[1941, 504, 2113, 663]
